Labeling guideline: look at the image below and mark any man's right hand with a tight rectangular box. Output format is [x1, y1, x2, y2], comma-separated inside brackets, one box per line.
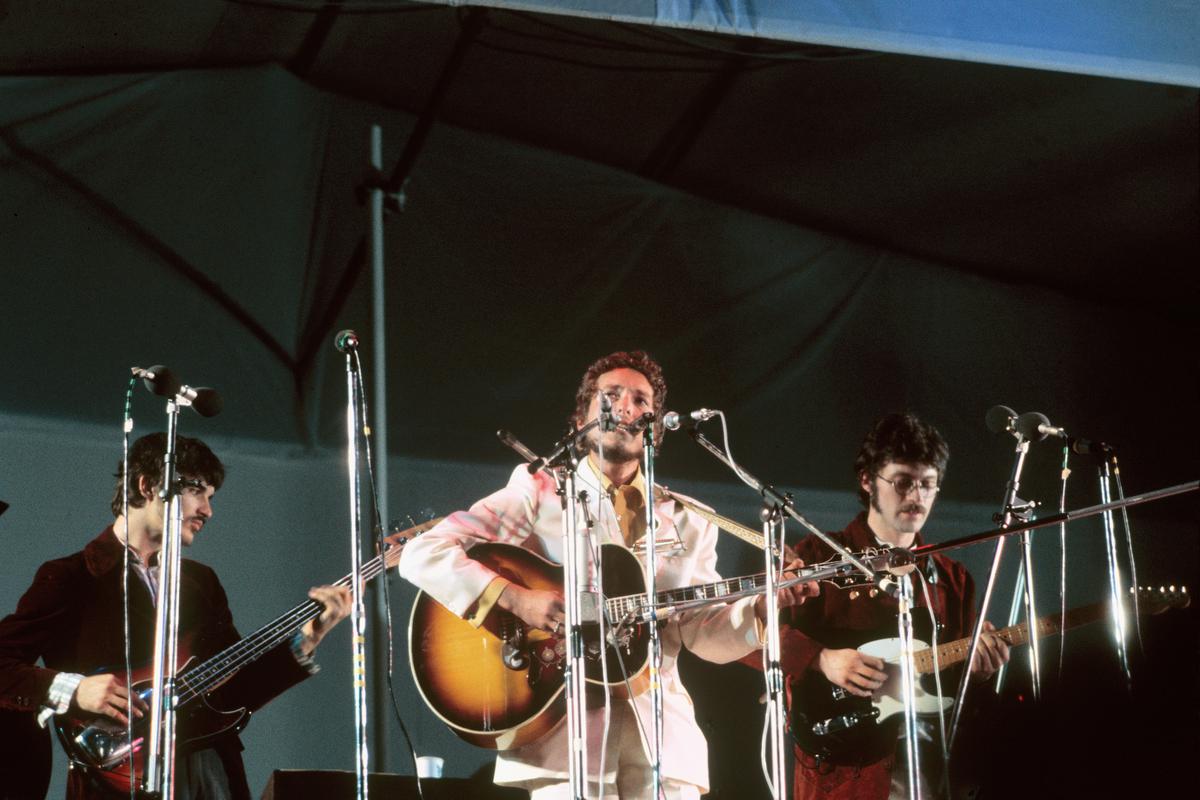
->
[497, 584, 565, 634]
[817, 648, 888, 698]
[74, 674, 147, 726]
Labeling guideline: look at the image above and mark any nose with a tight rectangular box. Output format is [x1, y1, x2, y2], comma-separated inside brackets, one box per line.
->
[615, 393, 639, 419]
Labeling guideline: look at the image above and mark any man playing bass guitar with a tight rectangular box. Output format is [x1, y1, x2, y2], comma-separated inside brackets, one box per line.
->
[765, 413, 1009, 800]
[0, 433, 351, 799]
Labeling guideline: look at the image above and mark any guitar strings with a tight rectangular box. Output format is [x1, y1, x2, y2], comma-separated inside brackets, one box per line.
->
[174, 552, 392, 702]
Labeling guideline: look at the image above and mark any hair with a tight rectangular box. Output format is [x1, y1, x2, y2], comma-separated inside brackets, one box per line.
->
[111, 432, 225, 517]
[853, 413, 949, 508]
[570, 350, 668, 446]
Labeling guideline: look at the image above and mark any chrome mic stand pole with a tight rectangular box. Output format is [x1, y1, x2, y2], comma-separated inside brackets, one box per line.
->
[640, 420, 665, 800]
[561, 460, 590, 799]
[947, 432, 1031, 751]
[340, 333, 371, 800]
[1096, 454, 1133, 691]
[896, 574, 922, 800]
[144, 398, 184, 798]
[759, 505, 787, 800]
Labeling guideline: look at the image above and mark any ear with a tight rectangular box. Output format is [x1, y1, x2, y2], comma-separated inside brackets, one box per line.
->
[858, 471, 873, 496]
[137, 474, 157, 501]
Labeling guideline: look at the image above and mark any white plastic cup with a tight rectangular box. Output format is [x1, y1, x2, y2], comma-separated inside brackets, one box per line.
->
[415, 755, 444, 779]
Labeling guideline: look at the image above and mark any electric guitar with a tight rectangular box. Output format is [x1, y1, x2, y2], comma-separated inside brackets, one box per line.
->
[54, 516, 440, 796]
[792, 585, 1190, 764]
[408, 541, 911, 750]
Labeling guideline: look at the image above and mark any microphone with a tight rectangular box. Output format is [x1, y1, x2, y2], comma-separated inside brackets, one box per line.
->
[1070, 437, 1115, 457]
[497, 429, 540, 464]
[985, 405, 1017, 435]
[1014, 411, 1066, 442]
[334, 329, 359, 353]
[177, 385, 223, 418]
[662, 408, 720, 431]
[132, 365, 181, 398]
[598, 392, 618, 432]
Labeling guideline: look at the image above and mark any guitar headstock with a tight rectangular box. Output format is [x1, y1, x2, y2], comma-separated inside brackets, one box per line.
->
[811, 546, 912, 591]
[382, 512, 444, 569]
[1134, 584, 1190, 614]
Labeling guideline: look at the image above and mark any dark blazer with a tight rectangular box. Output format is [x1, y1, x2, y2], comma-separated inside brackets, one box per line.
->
[0, 527, 314, 799]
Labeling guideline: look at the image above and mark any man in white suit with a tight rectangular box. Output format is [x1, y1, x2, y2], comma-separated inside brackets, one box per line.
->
[399, 350, 816, 799]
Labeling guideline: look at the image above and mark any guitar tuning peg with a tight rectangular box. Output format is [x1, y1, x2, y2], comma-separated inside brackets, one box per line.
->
[848, 590, 860, 600]
[868, 588, 879, 598]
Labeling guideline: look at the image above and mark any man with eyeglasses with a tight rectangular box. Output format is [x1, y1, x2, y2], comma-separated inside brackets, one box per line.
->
[767, 413, 1009, 800]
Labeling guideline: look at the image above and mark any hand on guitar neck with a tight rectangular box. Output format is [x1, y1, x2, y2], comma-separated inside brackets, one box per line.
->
[297, 584, 353, 656]
[755, 554, 821, 623]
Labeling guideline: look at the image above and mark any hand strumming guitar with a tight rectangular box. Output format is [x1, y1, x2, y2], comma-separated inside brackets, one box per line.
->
[73, 673, 149, 726]
[497, 583, 565, 634]
[817, 648, 888, 698]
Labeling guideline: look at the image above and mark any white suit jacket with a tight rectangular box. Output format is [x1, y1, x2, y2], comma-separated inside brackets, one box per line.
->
[399, 459, 763, 792]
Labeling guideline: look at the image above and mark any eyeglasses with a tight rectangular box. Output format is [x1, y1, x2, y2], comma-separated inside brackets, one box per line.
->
[876, 474, 940, 498]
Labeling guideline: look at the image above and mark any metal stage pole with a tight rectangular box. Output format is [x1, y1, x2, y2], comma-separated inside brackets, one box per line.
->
[367, 123, 392, 772]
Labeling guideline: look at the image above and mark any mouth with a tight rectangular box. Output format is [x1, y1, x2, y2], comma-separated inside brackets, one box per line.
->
[899, 506, 925, 517]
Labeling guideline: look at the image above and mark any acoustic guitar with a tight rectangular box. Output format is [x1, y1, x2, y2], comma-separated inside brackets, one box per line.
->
[408, 541, 910, 750]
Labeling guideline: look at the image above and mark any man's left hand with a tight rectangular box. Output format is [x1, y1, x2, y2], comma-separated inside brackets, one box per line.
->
[756, 557, 820, 622]
[299, 584, 353, 655]
[969, 620, 1011, 680]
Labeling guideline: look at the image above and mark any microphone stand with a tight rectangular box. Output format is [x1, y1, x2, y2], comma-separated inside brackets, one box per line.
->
[758, 502, 787, 800]
[896, 574, 922, 800]
[500, 424, 597, 799]
[342, 343, 370, 800]
[144, 398, 184, 798]
[1095, 450, 1133, 691]
[688, 428, 887, 800]
[640, 421, 665, 800]
[946, 432, 1032, 753]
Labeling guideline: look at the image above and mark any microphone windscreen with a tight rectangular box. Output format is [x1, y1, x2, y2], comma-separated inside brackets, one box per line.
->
[191, 388, 224, 418]
[143, 366, 181, 398]
[1015, 411, 1051, 441]
[985, 405, 1016, 434]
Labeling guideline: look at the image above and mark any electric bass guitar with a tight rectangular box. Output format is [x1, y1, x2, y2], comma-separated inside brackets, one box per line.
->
[54, 516, 440, 796]
[792, 585, 1190, 764]
[408, 541, 912, 750]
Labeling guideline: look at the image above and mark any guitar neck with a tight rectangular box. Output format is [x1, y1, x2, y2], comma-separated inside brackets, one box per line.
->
[914, 602, 1107, 673]
[605, 555, 878, 621]
[177, 546, 401, 703]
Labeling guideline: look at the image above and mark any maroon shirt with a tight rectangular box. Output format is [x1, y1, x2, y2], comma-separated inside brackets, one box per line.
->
[753, 513, 978, 800]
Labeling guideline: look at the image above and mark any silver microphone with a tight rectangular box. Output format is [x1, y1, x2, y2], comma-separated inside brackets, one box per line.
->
[662, 408, 721, 431]
[1015, 411, 1066, 442]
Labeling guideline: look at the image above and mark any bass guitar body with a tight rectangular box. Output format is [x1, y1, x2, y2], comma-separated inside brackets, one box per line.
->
[408, 542, 649, 750]
[54, 644, 250, 797]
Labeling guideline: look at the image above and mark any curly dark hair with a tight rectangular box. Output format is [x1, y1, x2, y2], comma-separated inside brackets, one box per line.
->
[111, 432, 225, 517]
[853, 413, 949, 508]
[570, 350, 668, 446]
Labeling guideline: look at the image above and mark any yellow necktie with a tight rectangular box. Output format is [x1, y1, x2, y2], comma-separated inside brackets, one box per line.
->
[611, 484, 647, 547]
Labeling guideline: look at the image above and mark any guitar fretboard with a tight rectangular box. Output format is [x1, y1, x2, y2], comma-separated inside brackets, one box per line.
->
[913, 602, 1107, 673]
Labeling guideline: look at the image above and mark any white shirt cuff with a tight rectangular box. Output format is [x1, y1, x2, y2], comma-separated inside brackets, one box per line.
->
[37, 671, 84, 728]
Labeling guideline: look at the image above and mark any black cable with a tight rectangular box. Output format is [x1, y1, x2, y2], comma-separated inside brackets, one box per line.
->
[350, 351, 424, 800]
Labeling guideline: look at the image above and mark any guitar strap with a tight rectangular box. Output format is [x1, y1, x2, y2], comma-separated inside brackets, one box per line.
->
[653, 486, 766, 551]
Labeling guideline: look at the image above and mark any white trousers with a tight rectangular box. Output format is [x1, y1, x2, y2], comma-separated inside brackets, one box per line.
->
[523, 703, 703, 800]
